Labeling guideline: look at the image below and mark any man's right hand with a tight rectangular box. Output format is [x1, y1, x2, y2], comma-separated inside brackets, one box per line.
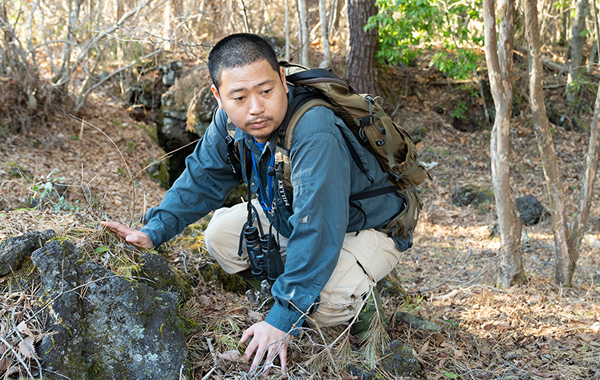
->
[100, 221, 153, 249]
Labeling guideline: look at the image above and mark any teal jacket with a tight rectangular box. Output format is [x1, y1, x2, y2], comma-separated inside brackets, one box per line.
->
[141, 87, 410, 334]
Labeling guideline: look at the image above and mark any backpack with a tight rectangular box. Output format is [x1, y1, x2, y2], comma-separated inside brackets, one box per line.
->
[225, 62, 429, 240]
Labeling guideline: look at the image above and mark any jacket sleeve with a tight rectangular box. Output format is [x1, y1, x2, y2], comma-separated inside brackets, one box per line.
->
[141, 109, 240, 248]
[265, 108, 351, 334]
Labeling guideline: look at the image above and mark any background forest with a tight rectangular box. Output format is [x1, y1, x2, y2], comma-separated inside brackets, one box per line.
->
[1, 0, 600, 379]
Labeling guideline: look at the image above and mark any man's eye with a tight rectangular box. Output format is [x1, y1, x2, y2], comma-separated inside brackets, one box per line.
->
[234, 96, 245, 102]
[262, 88, 272, 95]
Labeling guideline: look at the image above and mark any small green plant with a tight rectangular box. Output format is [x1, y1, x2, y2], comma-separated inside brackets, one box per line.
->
[443, 370, 460, 379]
[113, 118, 128, 129]
[32, 170, 80, 212]
[126, 141, 136, 152]
[32, 170, 65, 202]
[452, 101, 468, 120]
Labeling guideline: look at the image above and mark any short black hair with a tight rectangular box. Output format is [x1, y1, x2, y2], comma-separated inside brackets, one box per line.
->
[208, 33, 280, 90]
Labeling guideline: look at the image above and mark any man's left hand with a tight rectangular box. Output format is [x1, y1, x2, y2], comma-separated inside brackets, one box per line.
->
[240, 321, 290, 373]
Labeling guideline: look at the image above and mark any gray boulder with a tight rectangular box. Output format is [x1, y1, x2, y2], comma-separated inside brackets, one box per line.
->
[516, 195, 549, 226]
[452, 184, 494, 208]
[1, 232, 188, 380]
[0, 230, 55, 276]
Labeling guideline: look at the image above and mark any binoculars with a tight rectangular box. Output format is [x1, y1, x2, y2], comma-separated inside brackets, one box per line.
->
[243, 225, 284, 285]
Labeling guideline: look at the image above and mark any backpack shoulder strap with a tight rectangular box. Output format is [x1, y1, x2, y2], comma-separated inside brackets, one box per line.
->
[225, 118, 244, 182]
[281, 98, 332, 150]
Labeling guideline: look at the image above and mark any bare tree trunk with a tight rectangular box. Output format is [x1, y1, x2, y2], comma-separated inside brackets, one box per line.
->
[560, 2, 570, 46]
[285, 0, 290, 61]
[297, 0, 309, 66]
[588, 43, 597, 72]
[56, 0, 83, 92]
[483, 0, 524, 287]
[238, 0, 251, 33]
[569, 2, 600, 262]
[319, 0, 331, 68]
[567, 0, 589, 102]
[164, 0, 172, 49]
[539, 0, 551, 41]
[346, 0, 377, 94]
[588, 0, 600, 73]
[524, 0, 574, 286]
[116, 0, 124, 21]
[328, 0, 343, 33]
[498, 0, 515, 109]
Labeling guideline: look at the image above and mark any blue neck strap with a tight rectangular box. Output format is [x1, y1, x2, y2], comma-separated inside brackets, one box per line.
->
[250, 144, 275, 212]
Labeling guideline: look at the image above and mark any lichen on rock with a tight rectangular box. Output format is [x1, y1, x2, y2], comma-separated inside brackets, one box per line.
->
[1, 231, 189, 380]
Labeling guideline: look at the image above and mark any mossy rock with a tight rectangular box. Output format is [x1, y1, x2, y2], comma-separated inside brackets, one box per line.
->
[347, 340, 422, 379]
[145, 158, 170, 189]
[452, 184, 494, 209]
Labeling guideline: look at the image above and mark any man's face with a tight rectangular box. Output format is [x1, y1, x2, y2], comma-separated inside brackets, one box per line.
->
[211, 59, 289, 143]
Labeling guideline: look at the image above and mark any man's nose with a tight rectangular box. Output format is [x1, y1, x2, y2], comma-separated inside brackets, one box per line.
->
[248, 95, 265, 115]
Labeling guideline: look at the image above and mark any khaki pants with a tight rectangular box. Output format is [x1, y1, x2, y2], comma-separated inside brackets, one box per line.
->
[204, 200, 404, 327]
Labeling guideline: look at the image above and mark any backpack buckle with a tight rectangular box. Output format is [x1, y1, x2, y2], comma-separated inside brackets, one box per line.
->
[357, 115, 374, 127]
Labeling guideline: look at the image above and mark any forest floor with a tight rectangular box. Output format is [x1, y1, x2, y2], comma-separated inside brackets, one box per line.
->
[1, 54, 600, 379]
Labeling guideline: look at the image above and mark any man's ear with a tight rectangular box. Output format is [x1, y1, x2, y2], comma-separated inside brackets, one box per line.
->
[211, 84, 224, 109]
[279, 67, 289, 94]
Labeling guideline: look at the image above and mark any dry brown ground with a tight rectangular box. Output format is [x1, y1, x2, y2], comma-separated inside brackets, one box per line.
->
[1, 61, 600, 379]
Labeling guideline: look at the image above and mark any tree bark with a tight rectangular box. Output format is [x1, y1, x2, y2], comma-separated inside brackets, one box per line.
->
[285, 0, 290, 61]
[346, 0, 378, 94]
[297, 0, 309, 66]
[483, 0, 525, 287]
[497, 0, 515, 110]
[319, 0, 331, 68]
[567, 0, 589, 102]
[56, 0, 83, 92]
[568, 83, 600, 259]
[588, 0, 600, 73]
[328, 0, 344, 33]
[523, 0, 574, 286]
[569, 3, 600, 262]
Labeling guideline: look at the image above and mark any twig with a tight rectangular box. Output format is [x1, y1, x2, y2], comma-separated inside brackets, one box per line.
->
[206, 338, 217, 365]
[135, 138, 200, 178]
[200, 366, 216, 380]
[0, 334, 36, 379]
[11, 307, 43, 379]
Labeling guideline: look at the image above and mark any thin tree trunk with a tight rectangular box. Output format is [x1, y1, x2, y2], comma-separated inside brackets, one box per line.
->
[346, 0, 378, 94]
[588, 43, 597, 73]
[328, 0, 342, 33]
[483, 0, 524, 287]
[285, 0, 290, 61]
[524, 0, 574, 286]
[297, 0, 309, 66]
[498, 0, 515, 110]
[164, 0, 172, 49]
[319, 0, 331, 68]
[238, 0, 251, 33]
[588, 0, 600, 72]
[568, 2, 600, 261]
[56, 0, 83, 92]
[567, 0, 589, 102]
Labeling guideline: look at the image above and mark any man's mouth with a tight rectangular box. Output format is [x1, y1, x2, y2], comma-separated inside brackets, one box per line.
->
[246, 117, 272, 128]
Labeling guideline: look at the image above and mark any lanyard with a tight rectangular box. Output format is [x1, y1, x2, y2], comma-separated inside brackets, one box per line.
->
[250, 148, 276, 212]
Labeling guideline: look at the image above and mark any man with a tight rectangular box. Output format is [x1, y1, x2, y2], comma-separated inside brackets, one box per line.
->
[102, 33, 411, 373]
